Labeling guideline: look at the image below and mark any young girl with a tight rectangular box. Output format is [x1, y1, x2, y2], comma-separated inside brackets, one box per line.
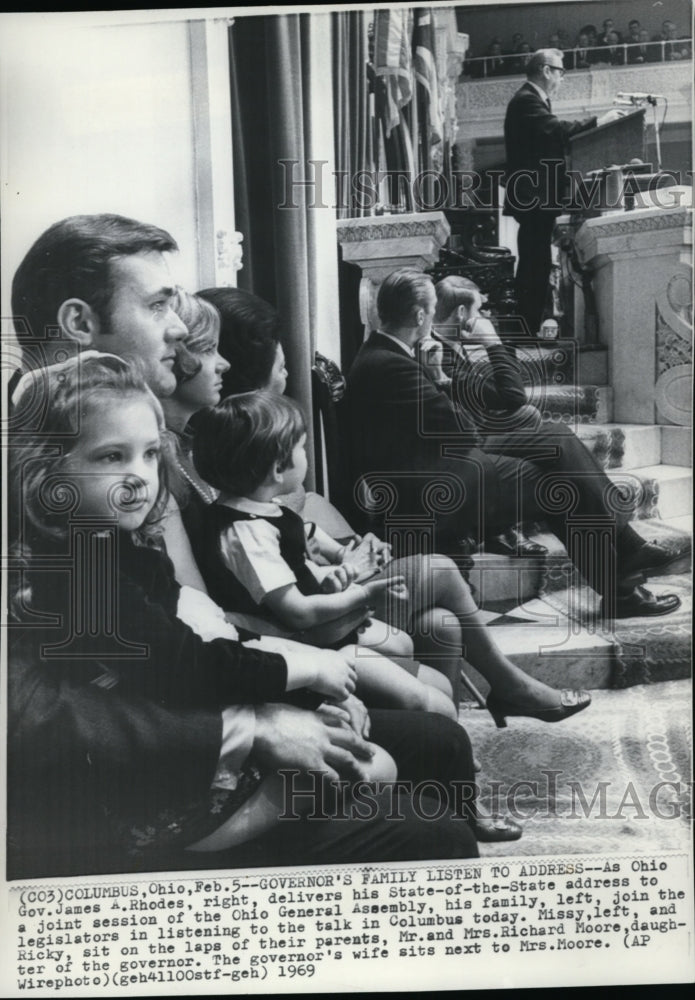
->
[9, 352, 396, 863]
[191, 391, 459, 719]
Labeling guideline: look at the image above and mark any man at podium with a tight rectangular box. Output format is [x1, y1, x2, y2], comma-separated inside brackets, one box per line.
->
[503, 48, 623, 338]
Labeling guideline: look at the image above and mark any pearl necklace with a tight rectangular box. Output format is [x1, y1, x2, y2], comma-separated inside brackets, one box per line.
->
[174, 455, 218, 505]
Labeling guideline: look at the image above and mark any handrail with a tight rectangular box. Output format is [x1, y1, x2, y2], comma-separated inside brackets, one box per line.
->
[461, 38, 692, 78]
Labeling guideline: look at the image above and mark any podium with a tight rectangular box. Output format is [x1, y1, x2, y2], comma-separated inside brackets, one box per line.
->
[567, 107, 646, 179]
[557, 108, 649, 341]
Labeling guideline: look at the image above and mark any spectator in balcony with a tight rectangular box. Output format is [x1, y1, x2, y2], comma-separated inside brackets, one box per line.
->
[629, 28, 659, 64]
[603, 30, 626, 65]
[598, 17, 622, 45]
[580, 23, 598, 46]
[662, 22, 690, 61]
[485, 39, 507, 77]
[573, 31, 595, 69]
[652, 19, 681, 60]
[626, 19, 641, 44]
[557, 29, 572, 53]
[511, 41, 533, 74]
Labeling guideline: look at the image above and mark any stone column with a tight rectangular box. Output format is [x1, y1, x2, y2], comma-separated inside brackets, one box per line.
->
[574, 204, 692, 426]
[336, 212, 450, 333]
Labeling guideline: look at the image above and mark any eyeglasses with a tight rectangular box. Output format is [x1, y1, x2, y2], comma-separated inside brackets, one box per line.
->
[543, 64, 565, 76]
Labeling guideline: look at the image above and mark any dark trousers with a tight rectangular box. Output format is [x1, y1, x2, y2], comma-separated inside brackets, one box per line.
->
[514, 210, 557, 336]
[161, 711, 479, 870]
[481, 422, 645, 597]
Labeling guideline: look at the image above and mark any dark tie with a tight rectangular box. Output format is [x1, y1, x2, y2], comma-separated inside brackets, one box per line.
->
[547, 98, 552, 113]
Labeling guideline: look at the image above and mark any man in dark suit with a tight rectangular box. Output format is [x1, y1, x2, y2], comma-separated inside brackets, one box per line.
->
[503, 49, 621, 338]
[8, 215, 481, 877]
[345, 268, 683, 620]
[629, 28, 658, 64]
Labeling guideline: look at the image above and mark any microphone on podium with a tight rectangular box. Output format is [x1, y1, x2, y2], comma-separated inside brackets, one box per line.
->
[616, 92, 665, 103]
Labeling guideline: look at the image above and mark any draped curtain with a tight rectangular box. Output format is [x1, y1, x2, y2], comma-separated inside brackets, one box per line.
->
[228, 14, 318, 488]
[332, 10, 372, 220]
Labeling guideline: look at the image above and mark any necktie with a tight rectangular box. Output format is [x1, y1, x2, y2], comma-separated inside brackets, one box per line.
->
[547, 98, 552, 113]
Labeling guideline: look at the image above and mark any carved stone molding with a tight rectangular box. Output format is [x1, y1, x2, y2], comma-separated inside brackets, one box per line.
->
[337, 216, 449, 244]
[336, 211, 451, 329]
[654, 262, 693, 425]
[573, 204, 693, 425]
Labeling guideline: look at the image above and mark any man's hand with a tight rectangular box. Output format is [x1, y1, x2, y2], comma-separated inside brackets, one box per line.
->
[253, 703, 374, 782]
[418, 337, 450, 385]
[461, 315, 502, 348]
[597, 108, 628, 126]
[332, 692, 371, 739]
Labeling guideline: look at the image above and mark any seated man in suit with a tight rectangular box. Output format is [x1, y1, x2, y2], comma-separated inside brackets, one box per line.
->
[572, 32, 595, 69]
[344, 268, 685, 620]
[425, 276, 547, 558]
[629, 28, 658, 64]
[602, 30, 626, 64]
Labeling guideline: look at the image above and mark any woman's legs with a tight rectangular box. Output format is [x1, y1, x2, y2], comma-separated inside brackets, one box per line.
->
[382, 553, 585, 713]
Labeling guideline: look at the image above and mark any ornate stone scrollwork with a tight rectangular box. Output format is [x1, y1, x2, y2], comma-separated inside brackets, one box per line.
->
[655, 262, 692, 425]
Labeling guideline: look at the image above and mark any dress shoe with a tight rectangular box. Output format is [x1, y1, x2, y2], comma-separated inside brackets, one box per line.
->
[473, 814, 523, 843]
[605, 585, 681, 619]
[620, 540, 691, 581]
[485, 527, 548, 558]
[486, 689, 592, 729]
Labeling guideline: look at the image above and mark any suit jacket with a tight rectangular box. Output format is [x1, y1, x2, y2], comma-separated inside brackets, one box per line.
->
[628, 41, 659, 63]
[435, 334, 528, 432]
[572, 47, 595, 68]
[344, 332, 497, 543]
[503, 81, 597, 219]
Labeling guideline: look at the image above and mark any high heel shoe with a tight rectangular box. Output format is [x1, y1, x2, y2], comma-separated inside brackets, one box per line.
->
[472, 814, 523, 843]
[486, 689, 592, 729]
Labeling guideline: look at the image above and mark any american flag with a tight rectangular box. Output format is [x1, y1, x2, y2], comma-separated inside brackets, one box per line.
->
[373, 9, 413, 137]
[413, 7, 443, 143]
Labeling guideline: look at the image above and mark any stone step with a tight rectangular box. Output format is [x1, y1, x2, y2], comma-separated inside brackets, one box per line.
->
[664, 514, 692, 536]
[469, 531, 565, 611]
[466, 553, 546, 609]
[462, 569, 691, 698]
[661, 425, 691, 467]
[612, 464, 693, 520]
[573, 422, 662, 471]
[528, 384, 613, 423]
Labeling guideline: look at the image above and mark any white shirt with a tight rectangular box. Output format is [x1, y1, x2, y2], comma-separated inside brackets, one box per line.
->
[528, 79, 551, 108]
[377, 330, 416, 358]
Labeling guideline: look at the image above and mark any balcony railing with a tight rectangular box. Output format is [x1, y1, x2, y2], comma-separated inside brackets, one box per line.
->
[461, 39, 692, 79]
